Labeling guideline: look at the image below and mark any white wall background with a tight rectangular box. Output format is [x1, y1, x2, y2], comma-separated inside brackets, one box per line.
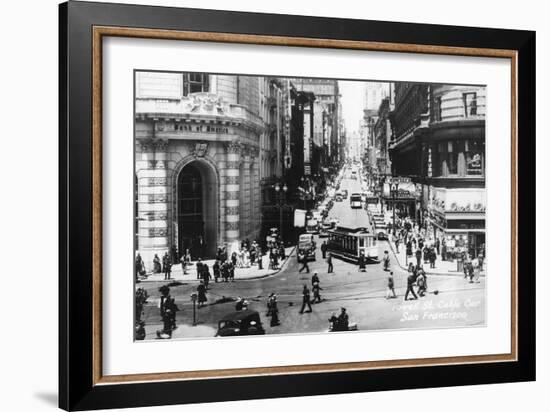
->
[0, 0, 546, 411]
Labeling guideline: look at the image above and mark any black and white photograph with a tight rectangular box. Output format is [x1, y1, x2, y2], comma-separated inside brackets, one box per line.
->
[133, 71, 486, 340]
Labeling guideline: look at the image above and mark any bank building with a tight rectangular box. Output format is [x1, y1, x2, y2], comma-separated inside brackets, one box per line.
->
[135, 72, 269, 267]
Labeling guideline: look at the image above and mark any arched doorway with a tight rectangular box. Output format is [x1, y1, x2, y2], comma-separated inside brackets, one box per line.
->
[177, 160, 218, 259]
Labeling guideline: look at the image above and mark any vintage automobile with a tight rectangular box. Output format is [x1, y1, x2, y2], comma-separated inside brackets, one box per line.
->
[318, 222, 332, 238]
[215, 310, 266, 337]
[298, 233, 317, 261]
[306, 218, 319, 234]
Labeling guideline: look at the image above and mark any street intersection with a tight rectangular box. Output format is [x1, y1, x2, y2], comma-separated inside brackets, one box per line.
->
[137, 177, 485, 340]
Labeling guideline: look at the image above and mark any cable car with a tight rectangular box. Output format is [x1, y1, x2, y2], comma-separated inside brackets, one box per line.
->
[350, 193, 362, 209]
[327, 226, 380, 263]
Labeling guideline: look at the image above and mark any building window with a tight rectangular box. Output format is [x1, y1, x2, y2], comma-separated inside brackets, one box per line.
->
[465, 140, 484, 176]
[463, 92, 478, 117]
[434, 97, 442, 121]
[446, 141, 458, 175]
[182, 73, 209, 95]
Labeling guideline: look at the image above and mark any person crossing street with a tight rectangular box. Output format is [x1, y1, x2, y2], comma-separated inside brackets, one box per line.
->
[298, 250, 310, 273]
[299, 285, 312, 313]
[405, 272, 418, 301]
[326, 252, 334, 273]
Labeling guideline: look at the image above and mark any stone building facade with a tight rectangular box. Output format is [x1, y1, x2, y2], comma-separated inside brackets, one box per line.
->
[135, 72, 265, 266]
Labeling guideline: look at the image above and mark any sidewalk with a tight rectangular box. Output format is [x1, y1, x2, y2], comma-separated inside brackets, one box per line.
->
[138, 246, 296, 283]
[386, 240, 486, 277]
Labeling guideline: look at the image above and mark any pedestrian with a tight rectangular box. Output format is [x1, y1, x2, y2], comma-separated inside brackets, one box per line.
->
[220, 261, 228, 282]
[337, 307, 349, 331]
[415, 248, 422, 268]
[429, 247, 436, 268]
[170, 244, 178, 264]
[272, 249, 279, 270]
[312, 281, 323, 303]
[416, 270, 427, 297]
[321, 241, 327, 259]
[478, 252, 485, 272]
[231, 251, 237, 267]
[423, 245, 430, 264]
[197, 280, 207, 308]
[327, 252, 334, 273]
[463, 252, 470, 279]
[257, 246, 263, 270]
[406, 240, 413, 257]
[358, 251, 367, 272]
[213, 260, 220, 283]
[158, 285, 178, 337]
[311, 271, 320, 286]
[229, 260, 235, 282]
[135, 321, 146, 341]
[279, 243, 286, 260]
[382, 250, 390, 271]
[162, 252, 172, 280]
[435, 237, 441, 255]
[472, 257, 481, 283]
[404, 272, 418, 301]
[468, 260, 475, 283]
[196, 258, 203, 280]
[441, 241, 447, 261]
[299, 285, 312, 314]
[202, 263, 211, 289]
[153, 253, 162, 273]
[180, 253, 187, 275]
[298, 251, 310, 273]
[386, 271, 396, 299]
[250, 247, 256, 265]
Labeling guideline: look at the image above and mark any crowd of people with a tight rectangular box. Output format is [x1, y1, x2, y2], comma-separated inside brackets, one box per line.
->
[390, 217, 485, 274]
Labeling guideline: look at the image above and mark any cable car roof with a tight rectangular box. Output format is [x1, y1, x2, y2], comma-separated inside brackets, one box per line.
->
[329, 226, 371, 235]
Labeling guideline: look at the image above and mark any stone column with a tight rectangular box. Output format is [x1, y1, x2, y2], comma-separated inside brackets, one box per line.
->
[250, 150, 261, 238]
[136, 139, 170, 270]
[241, 148, 251, 238]
[224, 141, 241, 252]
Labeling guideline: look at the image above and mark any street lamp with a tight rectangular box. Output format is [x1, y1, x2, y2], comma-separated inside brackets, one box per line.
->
[274, 182, 288, 244]
[190, 293, 198, 326]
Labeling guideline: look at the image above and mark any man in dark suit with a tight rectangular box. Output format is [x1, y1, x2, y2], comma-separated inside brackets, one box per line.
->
[326, 252, 334, 273]
[299, 285, 312, 313]
[405, 273, 418, 301]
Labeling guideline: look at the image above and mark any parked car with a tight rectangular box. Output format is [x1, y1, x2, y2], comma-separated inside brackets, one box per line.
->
[215, 310, 266, 337]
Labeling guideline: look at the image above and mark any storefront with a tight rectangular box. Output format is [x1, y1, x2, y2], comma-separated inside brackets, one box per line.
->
[426, 187, 486, 258]
[381, 181, 421, 222]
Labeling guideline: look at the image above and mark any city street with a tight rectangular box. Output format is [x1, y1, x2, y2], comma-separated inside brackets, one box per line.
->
[138, 176, 485, 340]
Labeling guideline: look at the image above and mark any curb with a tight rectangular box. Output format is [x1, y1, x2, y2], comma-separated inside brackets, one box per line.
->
[239, 246, 297, 281]
[138, 246, 297, 283]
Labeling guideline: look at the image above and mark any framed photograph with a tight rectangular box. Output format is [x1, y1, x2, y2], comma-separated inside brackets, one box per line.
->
[59, 1, 535, 410]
